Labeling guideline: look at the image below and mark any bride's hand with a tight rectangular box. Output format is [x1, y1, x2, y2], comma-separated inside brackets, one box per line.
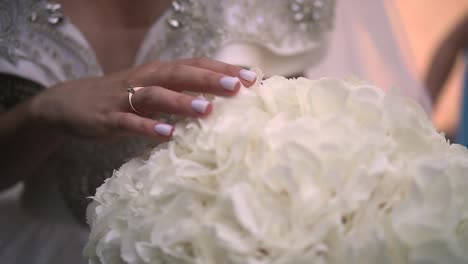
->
[30, 58, 257, 139]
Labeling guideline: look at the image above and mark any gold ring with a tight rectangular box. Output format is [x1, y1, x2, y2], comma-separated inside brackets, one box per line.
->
[127, 86, 144, 115]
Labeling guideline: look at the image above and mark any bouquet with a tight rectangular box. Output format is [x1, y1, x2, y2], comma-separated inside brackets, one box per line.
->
[85, 72, 468, 264]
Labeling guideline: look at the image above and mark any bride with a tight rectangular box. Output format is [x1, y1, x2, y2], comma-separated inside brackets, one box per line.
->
[0, 0, 429, 263]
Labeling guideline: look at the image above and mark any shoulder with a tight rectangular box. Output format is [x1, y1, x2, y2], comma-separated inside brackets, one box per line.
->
[0, 0, 100, 87]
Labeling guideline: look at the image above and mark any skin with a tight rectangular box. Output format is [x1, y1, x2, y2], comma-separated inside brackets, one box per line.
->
[0, 0, 256, 191]
[57, 0, 173, 73]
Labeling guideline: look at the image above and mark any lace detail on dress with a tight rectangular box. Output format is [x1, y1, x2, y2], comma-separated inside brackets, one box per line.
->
[0, 73, 44, 109]
[0, 1, 21, 64]
[56, 138, 156, 225]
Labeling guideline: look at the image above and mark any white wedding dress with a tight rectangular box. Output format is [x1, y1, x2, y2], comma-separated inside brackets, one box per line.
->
[0, 0, 429, 263]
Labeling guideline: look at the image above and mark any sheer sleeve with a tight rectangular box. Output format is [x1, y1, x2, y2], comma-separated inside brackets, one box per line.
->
[0, 73, 44, 110]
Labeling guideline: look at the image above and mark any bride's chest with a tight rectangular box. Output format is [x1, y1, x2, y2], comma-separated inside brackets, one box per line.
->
[77, 28, 147, 74]
[56, 0, 170, 73]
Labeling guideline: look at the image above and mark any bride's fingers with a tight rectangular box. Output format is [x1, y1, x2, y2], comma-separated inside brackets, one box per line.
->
[133, 65, 242, 96]
[173, 58, 258, 86]
[129, 86, 212, 116]
[110, 112, 174, 138]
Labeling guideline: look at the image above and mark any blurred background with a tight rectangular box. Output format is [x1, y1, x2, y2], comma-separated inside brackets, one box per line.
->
[393, 0, 468, 140]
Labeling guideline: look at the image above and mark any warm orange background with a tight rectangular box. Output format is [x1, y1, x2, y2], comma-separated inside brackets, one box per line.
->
[394, 0, 468, 137]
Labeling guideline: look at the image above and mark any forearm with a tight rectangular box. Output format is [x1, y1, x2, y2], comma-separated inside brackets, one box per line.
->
[426, 15, 468, 104]
[0, 98, 64, 191]
[453, 15, 468, 49]
[0, 74, 66, 191]
[425, 39, 459, 104]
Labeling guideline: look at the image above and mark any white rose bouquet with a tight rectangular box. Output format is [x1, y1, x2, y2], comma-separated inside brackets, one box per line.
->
[85, 72, 468, 264]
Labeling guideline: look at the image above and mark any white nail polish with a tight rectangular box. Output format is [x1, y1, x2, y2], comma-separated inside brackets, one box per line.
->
[239, 69, 257, 82]
[191, 99, 210, 114]
[219, 76, 240, 91]
[154, 124, 173, 136]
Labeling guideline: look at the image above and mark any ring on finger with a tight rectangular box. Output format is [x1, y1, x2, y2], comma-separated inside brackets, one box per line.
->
[127, 86, 144, 115]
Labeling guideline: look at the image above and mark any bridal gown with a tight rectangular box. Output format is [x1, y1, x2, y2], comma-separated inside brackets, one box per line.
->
[0, 0, 429, 263]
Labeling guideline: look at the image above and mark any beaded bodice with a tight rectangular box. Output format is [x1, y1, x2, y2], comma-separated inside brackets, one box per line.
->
[139, 0, 335, 64]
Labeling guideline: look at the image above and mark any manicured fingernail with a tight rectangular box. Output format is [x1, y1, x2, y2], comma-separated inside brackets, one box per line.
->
[154, 124, 173, 136]
[239, 69, 257, 82]
[191, 98, 210, 114]
[219, 76, 240, 91]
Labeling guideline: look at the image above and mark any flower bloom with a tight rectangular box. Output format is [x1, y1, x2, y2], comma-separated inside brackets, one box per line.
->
[85, 72, 468, 264]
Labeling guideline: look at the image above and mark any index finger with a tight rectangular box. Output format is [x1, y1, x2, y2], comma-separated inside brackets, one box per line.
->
[172, 58, 257, 86]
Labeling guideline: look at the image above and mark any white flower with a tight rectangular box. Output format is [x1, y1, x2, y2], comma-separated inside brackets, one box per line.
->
[85, 70, 468, 264]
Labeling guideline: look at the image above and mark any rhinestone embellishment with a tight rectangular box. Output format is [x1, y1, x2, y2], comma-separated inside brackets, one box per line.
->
[289, 0, 334, 30]
[28, 1, 64, 26]
[167, 18, 181, 28]
[165, 0, 198, 30]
